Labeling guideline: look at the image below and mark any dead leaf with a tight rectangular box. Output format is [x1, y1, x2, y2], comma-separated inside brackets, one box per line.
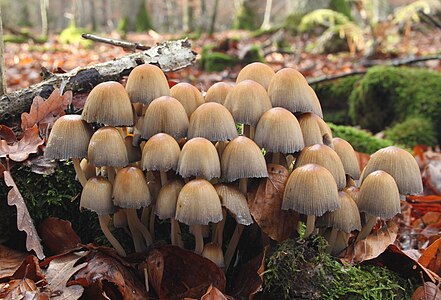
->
[23, 156, 58, 175]
[419, 237, 441, 275]
[21, 89, 72, 131]
[412, 282, 441, 300]
[12, 255, 45, 283]
[0, 245, 28, 280]
[0, 125, 17, 143]
[0, 125, 44, 162]
[69, 250, 148, 300]
[0, 161, 5, 178]
[341, 220, 398, 264]
[39, 217, 81, 256]
[44, 251, 87, 300]
[355, 151, 370, 171]
[0, 278, 40, 299]
[201, 284, 228, 300]
[146, 245, 226, 299]
[248, 164, 299, 242]
[4, 170, 45, 260]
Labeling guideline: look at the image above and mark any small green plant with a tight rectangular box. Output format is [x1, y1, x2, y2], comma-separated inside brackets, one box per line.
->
[393, 0, 441, 35]
[59, 23, 93, 48]
[384, 117, 437, 148]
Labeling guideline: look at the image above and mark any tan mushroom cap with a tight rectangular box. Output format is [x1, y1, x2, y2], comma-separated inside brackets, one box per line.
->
[254, 107, 305, 154]
[236, 62, 275, 90]
[88, 126, 128, 167]
[332, 138, 360, 180]
[359, 146, 423, 195]
[80, 177, 115, 215]
[170, 82, 205, 117]
[294, 144, 346, 190]
[188, 102, 238, 141]
[45, 114, 93, 159]
[155, 179, 184, 219]
[215, 184, 253, 225]
[224, 80, 272, 126]
[202, 242, 225, 268]
[177, 137, 221, 180]
[113, 166, 152, 209]
[141, 133, 180, 172]
[82, 81, 134, 126]
[80, 158, 96, 180]
[357, 170, 401, 219]
[298, 113, 333, 147]
[125, 64, 170, 105]
[205, 82, 233, 105]
[268, 68, 315, 114]
[124, 136, 142, 163]
[319, 191, 361, 233]
[307, 86, 324, 118]
[282, 164, 340, 216]
[140, 96, 189, 140]
[221, 136, 268, 182]
[175, 179, 223, 225]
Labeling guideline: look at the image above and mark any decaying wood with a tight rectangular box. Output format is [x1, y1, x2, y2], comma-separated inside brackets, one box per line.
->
[0, 38, 196, 129]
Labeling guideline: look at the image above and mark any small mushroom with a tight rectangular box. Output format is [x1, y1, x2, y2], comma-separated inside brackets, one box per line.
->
[170, 82, 205, 117]
[332, 137, 361, 180]
[202, 242, 225, 268]
[298, 113, 333, 148]
[204, 82, 233, 105]
[236, 62, 275, 90]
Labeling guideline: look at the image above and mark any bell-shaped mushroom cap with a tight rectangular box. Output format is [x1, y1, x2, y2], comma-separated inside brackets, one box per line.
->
[360, 146, 423, 195]
[88, 126, 128, 167]
[221, 136, 268, 182]
[224, 80, 272, 126]
[175, 179, 223, 225]
[170, 82, 205, 117]
[282, 164, 340, 216]
[205, 82, 233, 105]
[113, 166, 152, 209]
[81, 81, 134, 126]
[45, 115, 93, 159]
[125, 64, 170, 105]
[358, 170, 401, 219]
[268, 68, 315, 114]
[80, 158, 96, 180]
[141, 133, 180, 172]
[319, 191, 361, 233]
[298, 113, 333, 147]
[308, 86, 323, 118]
[202, 242, 225, 268]
[80, 177, 115, 215]
[254, 107, 305, 154]
[214, 184, 253, 225]
[294, 144, 346, 190]
[188, 102, 238, 142]
[140, 96, 189, 140]
[177, 137, 221, 180]
[236, 62, 275, 90]
[332, 138, 360, 180]
[124, 136, 142, 163]
[155, 179, 184, 219]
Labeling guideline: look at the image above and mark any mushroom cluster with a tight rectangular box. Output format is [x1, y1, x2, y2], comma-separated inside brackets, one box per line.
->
[45, 62, 423, 266]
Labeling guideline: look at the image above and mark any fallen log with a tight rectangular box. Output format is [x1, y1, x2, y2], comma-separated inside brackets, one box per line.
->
[0, 38, 197, 130]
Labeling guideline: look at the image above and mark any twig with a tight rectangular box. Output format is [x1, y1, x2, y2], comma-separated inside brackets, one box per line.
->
[308, 70, 367, 85]
[81, 33, 151, 51]
[419, 11, 441, 30]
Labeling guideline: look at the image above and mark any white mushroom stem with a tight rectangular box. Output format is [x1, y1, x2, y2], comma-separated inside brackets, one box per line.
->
[332, 231, 349, 256]
[326, 227, 338, 254]
[304, 215, 316, 238]
[171, 218, 183, 247]
[239, 178, 248, 196]
[72, 158, 87, 187]
[356, 214, 378, 242]
[213, 209, 227, 246]
[224, 224, 244, 271]
[98, 215, 127, 257]
[193, 224, 204, 254]
[141, 206, 151, 227]
[126, 208, 153, 249]
[126, 214, 145, 252]
[272, 152, 280, 164]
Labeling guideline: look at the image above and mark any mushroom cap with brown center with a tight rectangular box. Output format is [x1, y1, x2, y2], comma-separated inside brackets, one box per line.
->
[88, 126, 128, 167]
[236, 62, 275, 90]
[141, 133, 180, 172]
[125, 64, 170, 105]
[81, 81, 134, 126]
[170, 82, 205, 117]
[214, 184, 253, 225]
[113, 166, 152, 209]
[80, 177, 115, 215]
[205, 82, 233, 105]
[332, 137, 360, 180]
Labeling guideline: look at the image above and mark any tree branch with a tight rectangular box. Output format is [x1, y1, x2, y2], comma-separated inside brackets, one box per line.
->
[81, 33, 151, 51]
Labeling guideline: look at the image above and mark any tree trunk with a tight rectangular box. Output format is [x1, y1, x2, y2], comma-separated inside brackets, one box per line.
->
[0, 6, 6, 96]
[260, 0, 273, 30]
[182, 0, 189, 32]
[40, 0, 49, 38]
[208, 0, 219, 35]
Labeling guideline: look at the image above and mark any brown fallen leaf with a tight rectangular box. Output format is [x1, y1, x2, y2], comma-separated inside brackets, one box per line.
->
[12, 255, 45, 283]
[419, 237, 441, 275]
[355, 151, 370, 172]
[0, 278, 45, 299]
[0, 124, 17, 143]
[0, 161, 5, 178]
[341, 220, 398, 264]
[248, 164, 298, 242]
[146, 245, 226, 299]
[0, 125, 44, 162]
[4, 170, 45, 260]
[0, 245, 28, 280]
[412, 282, 441, 300]
[21, 88, 72, 132]
[201, 284, 228, 300]
[39, 217, 81, 256]
[43, 251, 87, 300]
[69, 250, 148, 300]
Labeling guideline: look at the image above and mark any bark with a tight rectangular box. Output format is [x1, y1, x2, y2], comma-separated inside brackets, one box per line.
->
[0, 6, 6, 96]
[208, 0, 219, 35]
[260, 0, 273, 30]
[0, 39, 196, 129]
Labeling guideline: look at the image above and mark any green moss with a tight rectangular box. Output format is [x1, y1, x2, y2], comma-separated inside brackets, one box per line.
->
[263, 236, 416, 299]
[117, 16, 129, 38]
[3, 35, 28, 44]
[348, 66, 441, 142]
[282, 13, 304, 34]
[232, 0, 259, 31]
[328, 123, 395, 154]
[199, 46, 238, 72]
[136, 1, 154, 32]
[384, 117, 437, 148]
[59, 24, 93, 48]
[241, 45, 264, 64]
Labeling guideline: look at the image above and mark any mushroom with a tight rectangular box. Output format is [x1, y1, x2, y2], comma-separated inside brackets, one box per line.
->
[80, 158, 97, 180]
[307, 86, 324, 119]
[224, 80, 272, 139]
[332, 137, 360, 180]
[282, 164, 340, 238]
[45, 114, 93, 187]
[236, 62, 275, 90]
[124, 135, 142, 165]
[175, 179, 223, 254]
[254, 107, 304, 165]
[202, 242, 225, 268]
[80, 177, 126, 257]
[298, 113, 333, 148]
[170, 82, 205, 117]
[356, 170, 401, 241]
[205, 82, 233, 105]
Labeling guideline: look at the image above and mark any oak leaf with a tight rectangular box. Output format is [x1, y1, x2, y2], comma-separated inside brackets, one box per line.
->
[0, 245, 28, 280]
[412, 282, 441, 300]
[0, 125, 17, 143]
[0, 125, 44, 162]
[39, 217, 81, 256]
[419, 237, 441, 275]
